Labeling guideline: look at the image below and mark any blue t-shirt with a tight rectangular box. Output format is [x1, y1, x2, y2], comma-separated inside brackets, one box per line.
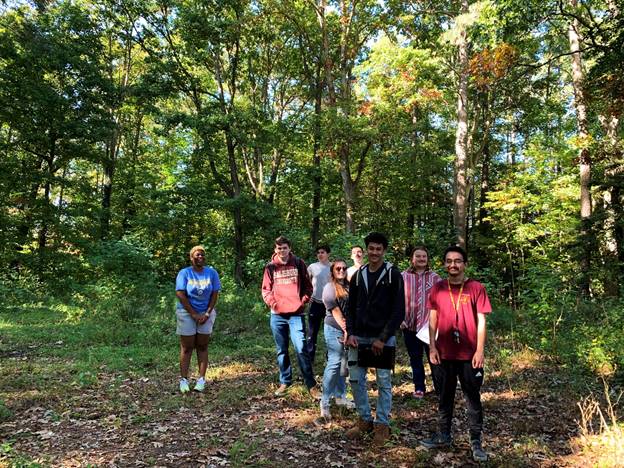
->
[175, 266, 221, 313]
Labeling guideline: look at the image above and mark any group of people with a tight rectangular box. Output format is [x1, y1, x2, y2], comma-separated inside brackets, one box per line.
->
[173, 232, 492, 463]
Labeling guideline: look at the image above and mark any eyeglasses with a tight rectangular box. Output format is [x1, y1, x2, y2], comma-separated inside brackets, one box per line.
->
[445, 259, 464, 265]
[334, 267, 347, 272]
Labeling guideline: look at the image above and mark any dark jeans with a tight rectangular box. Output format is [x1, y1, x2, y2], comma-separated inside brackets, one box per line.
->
[437, 360, 484, 441]
[306, 300, 325, 364]
[403, 329, 441, 394]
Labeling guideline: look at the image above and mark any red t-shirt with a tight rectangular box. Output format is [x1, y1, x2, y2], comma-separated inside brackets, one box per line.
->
[427, 279, 492, 360]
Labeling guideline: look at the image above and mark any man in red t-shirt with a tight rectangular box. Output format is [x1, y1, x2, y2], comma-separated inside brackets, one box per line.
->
[420, 246, 491, 463]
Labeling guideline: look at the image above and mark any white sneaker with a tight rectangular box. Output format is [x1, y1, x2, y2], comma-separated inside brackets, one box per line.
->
[179, 378, 190, 394]
[320, 402, 331, 419]
[194, 377, 206, 392]
[335, 397, 355, 409]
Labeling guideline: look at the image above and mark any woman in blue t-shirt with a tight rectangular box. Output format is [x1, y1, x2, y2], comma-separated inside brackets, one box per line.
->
[175, 245, 221, 393]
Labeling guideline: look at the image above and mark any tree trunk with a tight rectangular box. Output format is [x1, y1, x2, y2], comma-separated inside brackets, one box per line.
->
[453, 0, 470, 249]
[101, 143, 116, 239]
[310, 63, 323, 247]
[317, 0, 362, 234]
[38, 153, 55, 252]
[567, 0, 592, 296]
[121, 112, 143, 234]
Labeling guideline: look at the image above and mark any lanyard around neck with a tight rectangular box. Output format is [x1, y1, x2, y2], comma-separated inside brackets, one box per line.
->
[447, 279, 465, 326]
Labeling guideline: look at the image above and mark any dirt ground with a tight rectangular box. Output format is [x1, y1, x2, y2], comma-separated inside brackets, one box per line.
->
[1, 346, 600, 468]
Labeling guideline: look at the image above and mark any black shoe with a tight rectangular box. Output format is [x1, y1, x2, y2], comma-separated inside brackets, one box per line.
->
[471, 439, 488, 462]
[420, 432, 453, 449]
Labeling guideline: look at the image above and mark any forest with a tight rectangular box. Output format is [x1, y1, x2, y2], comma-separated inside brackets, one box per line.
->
[1, 0, 623, 466]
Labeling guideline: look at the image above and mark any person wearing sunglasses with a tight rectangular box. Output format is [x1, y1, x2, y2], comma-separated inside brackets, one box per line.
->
[421, 245, 492, 462]
[175, 245, 221, 394]
[318, 259, 355, 421]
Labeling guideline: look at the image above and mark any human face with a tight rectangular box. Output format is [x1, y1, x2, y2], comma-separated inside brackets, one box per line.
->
[316, 249, 329, 264]
[191, 250, 205, 268]
[366, 242, 386, 268]
[411, 249, 428, 272]
[333, 261, 347, 280]
[351, 247, 363, 264]
[444, 251, 466, 282]
[274, 243, 291, 262]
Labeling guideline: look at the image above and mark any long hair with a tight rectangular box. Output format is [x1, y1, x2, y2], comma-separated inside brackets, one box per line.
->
[408, 245, 431, 273]
[330, 259, 349, 300]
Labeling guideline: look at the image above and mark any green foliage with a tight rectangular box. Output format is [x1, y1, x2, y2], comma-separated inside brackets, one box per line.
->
[0, 0, 622, 392]
[0, 399, 12, 422]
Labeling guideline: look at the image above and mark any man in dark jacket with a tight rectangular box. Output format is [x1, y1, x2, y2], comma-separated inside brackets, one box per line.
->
[345, 232, 405, 445]
[261, 235, 319, 398]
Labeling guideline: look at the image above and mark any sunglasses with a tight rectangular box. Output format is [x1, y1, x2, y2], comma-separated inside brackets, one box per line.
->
[334, 266, 347, 272]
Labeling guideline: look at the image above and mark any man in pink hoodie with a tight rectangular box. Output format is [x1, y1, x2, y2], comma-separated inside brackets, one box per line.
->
[262, 235, 319, 397]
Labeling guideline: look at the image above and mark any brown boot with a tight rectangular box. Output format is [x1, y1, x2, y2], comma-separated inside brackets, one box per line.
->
[345, 419, 373, 439]
[372, 423, 390, 446]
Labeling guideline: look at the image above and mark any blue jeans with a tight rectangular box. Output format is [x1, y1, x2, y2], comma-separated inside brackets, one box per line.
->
[403, 329, 440, 394]
[348, 336, 396, 426]
[270, 313, 316, 389]
[321, 324, 347, 405]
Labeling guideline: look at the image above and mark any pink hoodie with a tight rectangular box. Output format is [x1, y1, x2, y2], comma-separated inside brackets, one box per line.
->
[261, 253, 312, 314]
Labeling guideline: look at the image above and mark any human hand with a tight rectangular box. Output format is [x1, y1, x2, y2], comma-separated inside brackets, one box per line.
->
[345, 335, 358, 348]
[430, 347, 440, 365]
[472, 350, 484, 369]
[400, 321, 407, 330]
[371, 339, 385, 356]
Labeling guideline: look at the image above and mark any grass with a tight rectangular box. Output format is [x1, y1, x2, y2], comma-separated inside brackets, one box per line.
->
[1, 285, 623, 467]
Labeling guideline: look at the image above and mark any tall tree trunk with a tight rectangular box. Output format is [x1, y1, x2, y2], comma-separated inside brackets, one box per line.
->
[38, 152, 55, 253]
[121, 112, 143, 234]
[600, 112, 621, 295]
[453, 0, 470, 249]
[316, 0, 362, 234]
[478, 139, 491, 229]
[567, 0, 592, 296]
[101, 141, 116, 239]
[101, 31, 132, 240]
[310, 63, 322, 247]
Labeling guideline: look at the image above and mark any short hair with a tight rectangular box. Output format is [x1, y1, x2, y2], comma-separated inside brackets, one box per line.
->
[443, 245, 467, 263]
[189, 245, 205, 258]
[364, 232, 388, 249]
[351, 245, 363, 253]
[274, 235, 291, 247]
[316, 244, 331, 254]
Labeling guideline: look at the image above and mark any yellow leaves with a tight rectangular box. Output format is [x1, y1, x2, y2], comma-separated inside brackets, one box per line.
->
[469, 43, 519, 89]
[569, 134, 594, 150]
[486, 186, 530, 212]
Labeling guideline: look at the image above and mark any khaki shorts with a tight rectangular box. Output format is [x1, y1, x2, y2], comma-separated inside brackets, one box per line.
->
[176, 309, 217, 336]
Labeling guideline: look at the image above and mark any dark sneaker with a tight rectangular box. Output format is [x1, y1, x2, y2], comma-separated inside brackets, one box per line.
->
[420, 432, 453, 449]
[471, 439, 488, 462]
[274, 384, 290, 396]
